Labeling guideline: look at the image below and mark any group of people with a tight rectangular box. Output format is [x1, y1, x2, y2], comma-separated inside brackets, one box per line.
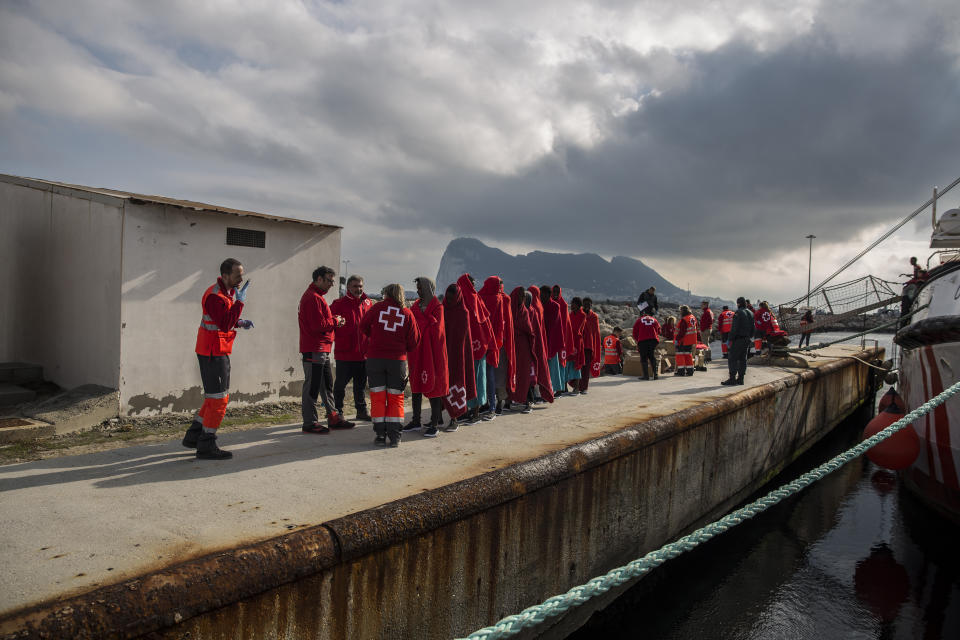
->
[182, 260, 789, 460]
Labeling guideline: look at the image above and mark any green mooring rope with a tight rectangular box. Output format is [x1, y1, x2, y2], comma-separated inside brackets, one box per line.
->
[458, 378, 960, 640]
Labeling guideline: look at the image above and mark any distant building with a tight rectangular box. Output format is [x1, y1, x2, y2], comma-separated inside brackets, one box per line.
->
[0, 174, 341, 415]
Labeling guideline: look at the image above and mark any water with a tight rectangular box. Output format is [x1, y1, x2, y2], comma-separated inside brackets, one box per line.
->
[569, 332, 960, 639]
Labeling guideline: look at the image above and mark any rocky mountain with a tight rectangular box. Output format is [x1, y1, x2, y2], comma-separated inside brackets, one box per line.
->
[435, 237, 732, 307]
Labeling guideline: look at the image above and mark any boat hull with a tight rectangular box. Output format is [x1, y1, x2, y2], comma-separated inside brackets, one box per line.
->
[899, 341, 960, 524]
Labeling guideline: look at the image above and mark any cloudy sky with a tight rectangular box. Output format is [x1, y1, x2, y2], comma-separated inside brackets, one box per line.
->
[2, 0, 958, 302]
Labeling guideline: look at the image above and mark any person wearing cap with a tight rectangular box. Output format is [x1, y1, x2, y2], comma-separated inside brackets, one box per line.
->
[722, 297, 753, 386]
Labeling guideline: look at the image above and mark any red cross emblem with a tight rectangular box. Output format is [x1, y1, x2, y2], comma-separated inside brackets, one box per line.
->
[379, 306, 405, 332]
[561, 349, 567, 360]
[421, 370, 429, 384]
[592, 361, 602, 373]
[472, 339, 481, 352]
[447, 385, 467, 409]
[642, 316, 656, 326]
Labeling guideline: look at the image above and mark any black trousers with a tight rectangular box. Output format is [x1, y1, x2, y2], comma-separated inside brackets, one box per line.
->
[334, 360, 368, 412]
[638, 340, 658, 377]
[198, 354, 230, 395]
[578, 349, 593, 391]
[302, 352, 335, 425]
[798, 332, 811, 348]
[728, 337, 750, 380]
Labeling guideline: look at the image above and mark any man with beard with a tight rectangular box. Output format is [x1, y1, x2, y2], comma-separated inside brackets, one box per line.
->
[330, 275, 374, 421]
[299, 266, 353, 434]
[182, 258, 253, 460]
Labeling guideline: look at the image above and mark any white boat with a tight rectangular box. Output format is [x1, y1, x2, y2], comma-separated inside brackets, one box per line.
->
[895, 206, 960, 524]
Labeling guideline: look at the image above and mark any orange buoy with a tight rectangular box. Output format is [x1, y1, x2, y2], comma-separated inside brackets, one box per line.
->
[862, 405, 920, 471]
[877, 387, 904, 413]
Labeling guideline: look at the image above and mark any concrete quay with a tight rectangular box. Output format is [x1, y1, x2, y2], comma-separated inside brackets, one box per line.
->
[0, 345, 881, 639]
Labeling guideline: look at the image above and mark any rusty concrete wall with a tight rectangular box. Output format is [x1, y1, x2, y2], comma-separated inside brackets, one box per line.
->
[0, 351, 877, 640]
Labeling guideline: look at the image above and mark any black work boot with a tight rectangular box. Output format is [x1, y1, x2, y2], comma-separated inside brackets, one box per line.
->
[387, 428, 401, 448]
[640, 361, 650, 380]
[354, 406, 372, 421]
[196, 432, 232, 460]
[182, 420, 203, 448]
[721, 376, 738, 386]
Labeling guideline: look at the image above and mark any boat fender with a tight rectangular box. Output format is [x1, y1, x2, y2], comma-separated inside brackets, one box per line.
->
[861, 404, 919, 471]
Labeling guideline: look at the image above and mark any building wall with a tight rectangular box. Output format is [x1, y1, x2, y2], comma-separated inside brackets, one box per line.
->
[0, 181, 123, 389]
[119, 202, 340, 415]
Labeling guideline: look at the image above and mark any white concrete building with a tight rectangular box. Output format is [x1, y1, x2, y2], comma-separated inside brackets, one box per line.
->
[0, 174, 342, 415]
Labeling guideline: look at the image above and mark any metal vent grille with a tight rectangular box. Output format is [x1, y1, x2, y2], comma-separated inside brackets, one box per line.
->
[226, 227, 265, 248]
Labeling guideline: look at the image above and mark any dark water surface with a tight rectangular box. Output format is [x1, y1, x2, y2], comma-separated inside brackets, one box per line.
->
[569, 334, 960, 640]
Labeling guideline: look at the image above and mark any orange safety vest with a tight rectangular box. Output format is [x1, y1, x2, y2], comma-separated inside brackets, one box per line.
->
[195, 282, 237, 356]
[718, 310, 734, 332]
[677, 314, 698, 346]
[602, 335, 621, 364]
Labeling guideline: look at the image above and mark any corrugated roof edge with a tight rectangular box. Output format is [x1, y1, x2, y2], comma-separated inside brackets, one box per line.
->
[0, 174, 341, 229]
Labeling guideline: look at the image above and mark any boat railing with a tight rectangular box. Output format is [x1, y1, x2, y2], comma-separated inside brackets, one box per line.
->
[927, 249, 960, 268]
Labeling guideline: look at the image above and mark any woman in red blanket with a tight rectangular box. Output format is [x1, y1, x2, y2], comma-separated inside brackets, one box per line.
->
[478, 276, 515, 415]
[580, 298, 603, 391]
[441, 283, 475, 432]
[457, 274, 495, 423]
[406, 277, 448, 438]
[566, 297, 586, 394]
[509, 287, 536, 413]
[540, 285, 566, 395]
[528, 286, 555, 405]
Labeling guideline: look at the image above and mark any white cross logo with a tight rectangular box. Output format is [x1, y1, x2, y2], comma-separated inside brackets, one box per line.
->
[379, 307, 405, 332]
[592, 361, 602, 372]
[447, 385, 467, 409]
[472, 339, 481, 352]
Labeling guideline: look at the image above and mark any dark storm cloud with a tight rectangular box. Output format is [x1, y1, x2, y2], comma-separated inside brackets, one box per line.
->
[381, 30, 960, 258]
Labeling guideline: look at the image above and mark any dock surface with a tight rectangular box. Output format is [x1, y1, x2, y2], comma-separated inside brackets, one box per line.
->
[0, 345, 873, 627]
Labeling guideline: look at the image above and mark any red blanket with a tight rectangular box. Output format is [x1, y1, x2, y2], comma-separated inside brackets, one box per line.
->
[526, 286, 555, 403]
[555, 286, 573, 366]
[457, 274, 495, 363]
[409, 297, 449, 398]
[584, 310, 602, 377]
[478, 276, 516, 393]
[509, 287, 535, 403]
[442, 285, 476, 418]
[569, 308, 586, 370]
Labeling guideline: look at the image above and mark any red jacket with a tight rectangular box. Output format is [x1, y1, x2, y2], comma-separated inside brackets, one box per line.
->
[699, 307, 714, 332]
[330, 292, 374, 361]
[298, 283, 336, 354]
[633, 315, 662, 343]
[360, 299, 420, 360]
[196, 278, 244, 356]
[676, 314, 699, 346]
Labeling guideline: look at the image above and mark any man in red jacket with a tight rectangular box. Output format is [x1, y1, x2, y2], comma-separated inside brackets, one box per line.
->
[330, 275, 374, 421]
[299, 266, 353, 434]
[182, 258, 254, 460]
[699, 300, 714, 364]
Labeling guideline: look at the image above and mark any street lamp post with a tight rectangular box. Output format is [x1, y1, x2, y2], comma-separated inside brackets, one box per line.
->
[805, 235, 816, 307]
